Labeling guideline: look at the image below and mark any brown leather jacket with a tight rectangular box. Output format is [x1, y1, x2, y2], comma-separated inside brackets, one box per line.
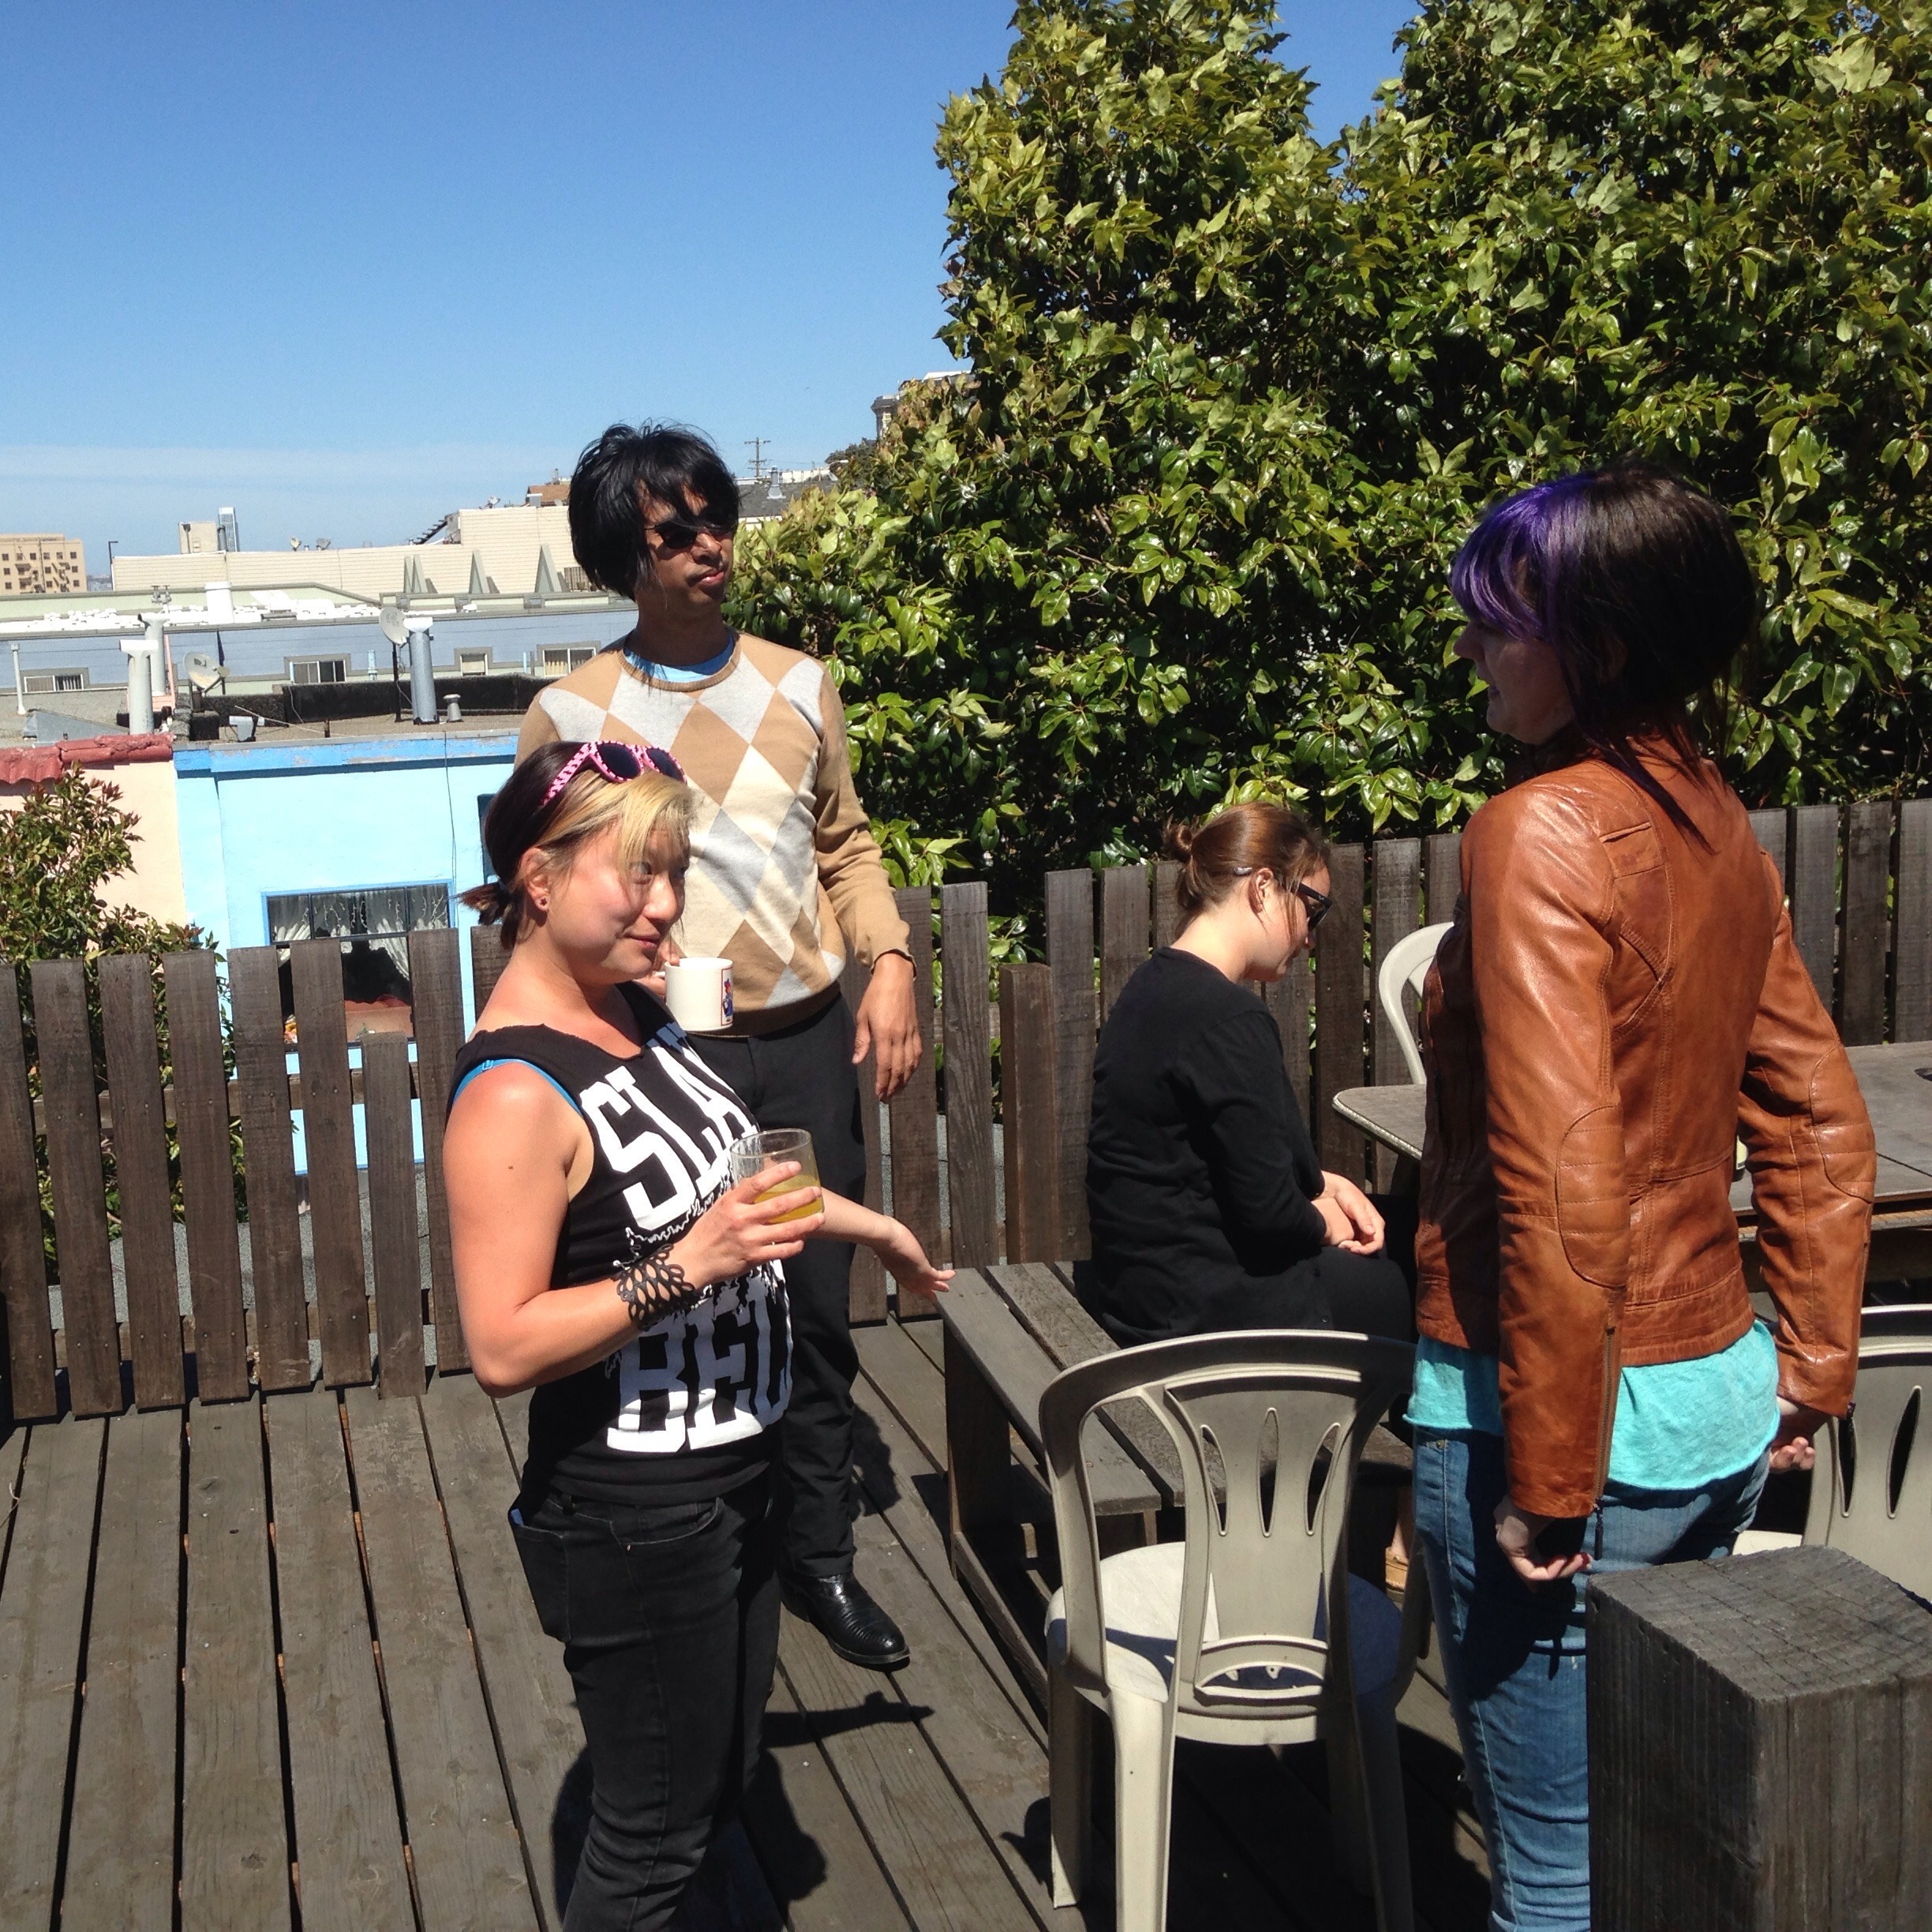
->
[1415, 743, 1874, 1518]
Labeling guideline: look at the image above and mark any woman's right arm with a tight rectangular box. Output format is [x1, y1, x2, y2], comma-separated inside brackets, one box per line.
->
[444, 1067, 823, 1396]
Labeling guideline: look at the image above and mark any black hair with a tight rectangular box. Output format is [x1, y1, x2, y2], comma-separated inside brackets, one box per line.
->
[567, 422, 740, 597]
[1451, 460, 1758, 835]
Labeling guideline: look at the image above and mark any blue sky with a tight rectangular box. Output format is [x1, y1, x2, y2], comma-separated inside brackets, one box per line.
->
[0, 2, 1417, 565]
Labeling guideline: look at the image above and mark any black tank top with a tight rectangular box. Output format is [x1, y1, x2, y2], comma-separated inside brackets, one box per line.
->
[449, 984, 791, 1504]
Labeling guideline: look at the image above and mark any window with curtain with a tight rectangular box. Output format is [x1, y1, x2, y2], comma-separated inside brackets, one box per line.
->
[266, 882, 451, 1009]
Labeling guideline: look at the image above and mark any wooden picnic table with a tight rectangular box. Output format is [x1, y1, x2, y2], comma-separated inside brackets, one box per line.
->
[1335, 1040, 1932, 1284]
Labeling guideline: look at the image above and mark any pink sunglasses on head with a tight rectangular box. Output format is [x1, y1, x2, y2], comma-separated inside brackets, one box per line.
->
[541, 739, 685, 810]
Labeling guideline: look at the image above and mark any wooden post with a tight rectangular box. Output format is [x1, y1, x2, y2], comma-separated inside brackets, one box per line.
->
[165, 950, 249, 1402]
[290, 940, 370, 1387]
[1589, 1547, 1932, 1930]
[1896, 799, 1932, 1043]
[1747, 807, 1790, 891]
[467, 922, 508, 1018]
[1151, 859, 1182, 949]
[940, 882, 998, 1270]
[32, 959, 122, 1414]
[0, 963, 58, 1420]
[1788, 803, 1840, 1012]
[99, 955, 185, 1410]
[1046, 868, 1097, 1261]
[1315, 841, 1368, 1180]
[888, 886, 942, 1317]
[361, 1032, 424, 1397]
[1370, 838, 1421, 1186]
[999, 963, 1061, 1264]
[407, 927, 467, 1372]
[1840, 800, 1893, 1046]
[228, 946, 311, 1391]
[840, 957, 888, 1324]
[1099, 863, 1149, 1023]
[1424, 830, 1463, 925]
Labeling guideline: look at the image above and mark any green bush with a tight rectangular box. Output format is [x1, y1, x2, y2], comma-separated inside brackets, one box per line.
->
[729, 0, 1930, 905]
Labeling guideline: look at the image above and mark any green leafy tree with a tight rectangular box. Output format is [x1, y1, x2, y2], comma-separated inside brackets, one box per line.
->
[729, 0, 1930, 905]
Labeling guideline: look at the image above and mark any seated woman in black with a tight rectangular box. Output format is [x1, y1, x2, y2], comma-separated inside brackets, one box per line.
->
[1085, 802, 1412, 1347]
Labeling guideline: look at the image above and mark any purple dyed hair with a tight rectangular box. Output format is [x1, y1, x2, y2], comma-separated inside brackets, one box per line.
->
[1448, 462, 1759, 834]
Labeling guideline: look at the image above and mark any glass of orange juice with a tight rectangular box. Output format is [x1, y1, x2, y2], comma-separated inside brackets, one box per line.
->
[728, 1129, 821, 1224]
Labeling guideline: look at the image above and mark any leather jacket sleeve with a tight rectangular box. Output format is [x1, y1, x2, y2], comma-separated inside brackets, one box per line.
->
[1737, 854, 1874, 1416]
[1465, 790, 1627, 1519]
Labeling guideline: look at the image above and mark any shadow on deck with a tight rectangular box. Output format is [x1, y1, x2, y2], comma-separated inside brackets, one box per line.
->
[0, 1316, 1489, 1930]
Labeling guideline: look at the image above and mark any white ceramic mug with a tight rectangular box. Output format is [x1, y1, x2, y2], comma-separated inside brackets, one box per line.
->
[662, 956, 734, 1033]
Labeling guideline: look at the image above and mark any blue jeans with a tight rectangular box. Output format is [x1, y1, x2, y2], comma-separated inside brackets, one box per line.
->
[1412, 1429, 1768, 1932]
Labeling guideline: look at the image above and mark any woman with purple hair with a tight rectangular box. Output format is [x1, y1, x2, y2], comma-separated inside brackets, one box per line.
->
[1407, 464, 1873, 1928]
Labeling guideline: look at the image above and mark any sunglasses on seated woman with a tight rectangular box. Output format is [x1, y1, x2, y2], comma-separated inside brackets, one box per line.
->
[541, 739, 686, 808]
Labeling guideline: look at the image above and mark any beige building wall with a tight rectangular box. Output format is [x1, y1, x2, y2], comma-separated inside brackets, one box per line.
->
[1, 534, 88, 595]
[114, 504, 585, 601]
[0, 758, 188, 928]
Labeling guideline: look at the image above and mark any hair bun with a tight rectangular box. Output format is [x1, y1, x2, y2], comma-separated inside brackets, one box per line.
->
[1163, 818, 1199, 863]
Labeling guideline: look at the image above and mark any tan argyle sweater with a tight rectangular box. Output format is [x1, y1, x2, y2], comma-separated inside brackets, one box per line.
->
[515, 634, 909, 1019]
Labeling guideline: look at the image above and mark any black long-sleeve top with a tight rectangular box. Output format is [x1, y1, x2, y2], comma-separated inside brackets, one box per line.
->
[1084, 948, 1329, 1346]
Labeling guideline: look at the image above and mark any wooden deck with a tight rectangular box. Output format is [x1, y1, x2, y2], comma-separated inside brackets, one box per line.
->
[0, 1317, 1489, 1931]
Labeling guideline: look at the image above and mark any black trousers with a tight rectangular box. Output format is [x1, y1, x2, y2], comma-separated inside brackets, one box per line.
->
[691, 994, 867, 1578]
[510, 1476, 779, 1932]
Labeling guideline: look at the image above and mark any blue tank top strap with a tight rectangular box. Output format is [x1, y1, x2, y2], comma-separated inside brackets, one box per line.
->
[450, 1057, 581, 1112]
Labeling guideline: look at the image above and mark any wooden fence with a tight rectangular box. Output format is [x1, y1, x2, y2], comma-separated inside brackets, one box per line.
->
[0, 798, 1926, 1420]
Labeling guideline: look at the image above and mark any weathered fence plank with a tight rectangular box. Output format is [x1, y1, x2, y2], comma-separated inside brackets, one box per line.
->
[1151, 857, 1182, 949]
[290, 941, 369, 1387]
[1788, 803, 1840, 1011]
[1370, 838, 1422, 1185]
[407, 926, 467, 1372]
[467, 922, 507, 1017]
[361, 1033, 423, 1397]
[228, 946, 311, 1391]
[166, 949, 249, 1403]
[32, 960, 121, 1415]
[0, 965, 58, 1419]
[99, 954, 185, 1410]
[940, 882, 998, 1270]
[1046, 869, 1096, 1263]
[1893, 799, 1930, 1044]
[841, 958, 887, 1323]
[1099, 862, 1149, 1023]
[998, 963, 1060, 1264]
[1747, 806, 1789, 889]
[1264, 953, 1313, 1124]
[1314, 842, 1368, 1181]
[888, 887, 942, 1318]
[1840, 799, 1893, 1047]
[1425, 830, 1463, 925]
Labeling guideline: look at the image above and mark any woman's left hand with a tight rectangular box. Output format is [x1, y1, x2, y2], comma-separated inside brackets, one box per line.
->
[1316, 1172, 1386, 1254]
[1769, 1395, 1830, 1473]
[1494, 1494, 1590, 1587]
[877, 1218, 953, 1301]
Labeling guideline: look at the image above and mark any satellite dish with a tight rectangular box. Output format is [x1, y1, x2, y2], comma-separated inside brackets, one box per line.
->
[378, 607, 409, 648]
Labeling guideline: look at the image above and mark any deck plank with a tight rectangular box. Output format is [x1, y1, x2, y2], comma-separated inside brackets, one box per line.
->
[0, 1417, 104, 1919]
[421, 1371, 581, 1932]
[854, 1318, 951, 1470]
[181, 1399, 293, 1930]
[268, 1387, 413, 1931]
[344, 1386, 538, 1931]
[776, 1604, 1041, 1932]
[747, 1668, 915, 1930]
[63, 1409, 184, 1932]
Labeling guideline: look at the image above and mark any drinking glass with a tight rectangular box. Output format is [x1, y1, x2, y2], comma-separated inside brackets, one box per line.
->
[728, 1129, 821, 1225]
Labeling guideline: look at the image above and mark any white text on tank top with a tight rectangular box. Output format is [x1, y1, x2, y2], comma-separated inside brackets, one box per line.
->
[575, 1039, 791, 1454]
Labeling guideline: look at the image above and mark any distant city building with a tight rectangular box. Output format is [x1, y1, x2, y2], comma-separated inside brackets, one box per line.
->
[178, 508, 242, 556]
[113, 500, 586, 601]
[0, 533, 87, 595]
[870, 372, 969, 442]
[736, 468, 833, 526]
[526, 475, 570, 507]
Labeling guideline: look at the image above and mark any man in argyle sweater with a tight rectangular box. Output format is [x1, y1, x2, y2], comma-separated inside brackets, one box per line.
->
[515, 423, 921, 1670]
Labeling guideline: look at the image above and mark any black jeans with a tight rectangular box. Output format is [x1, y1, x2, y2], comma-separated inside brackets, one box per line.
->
[691, 994, 868, 1578]
[510, 1476, 779, 1932]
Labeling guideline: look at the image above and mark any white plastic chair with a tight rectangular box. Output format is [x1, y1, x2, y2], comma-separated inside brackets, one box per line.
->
[1041, 1331, 1421, 1932]
[1736, 1305, 1932, 1601]
[1376, 924, 1453, 1087]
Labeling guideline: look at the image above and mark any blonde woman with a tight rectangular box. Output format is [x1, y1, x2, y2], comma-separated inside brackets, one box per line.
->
[443, 739, 947, 1931]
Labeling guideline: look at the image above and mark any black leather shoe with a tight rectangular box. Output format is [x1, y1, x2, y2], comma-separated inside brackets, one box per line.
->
[782, 1569, 910, 1671]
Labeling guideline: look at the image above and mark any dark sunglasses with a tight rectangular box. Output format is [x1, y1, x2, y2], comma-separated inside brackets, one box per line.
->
[646, 512, 737, 553]
[1294, 882, 1334, 934]
[541, 739, 685, 808]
